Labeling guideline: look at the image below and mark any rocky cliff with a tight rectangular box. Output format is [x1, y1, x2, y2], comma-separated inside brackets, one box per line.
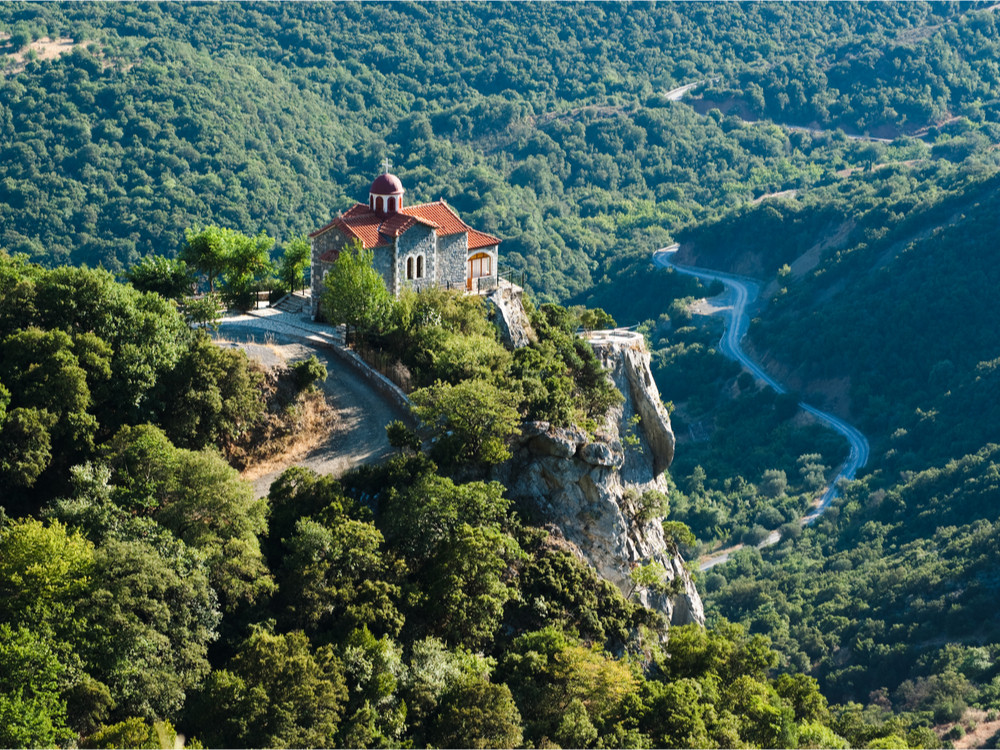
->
[487, 284, 534, 349]
[495, 329, 704, 627]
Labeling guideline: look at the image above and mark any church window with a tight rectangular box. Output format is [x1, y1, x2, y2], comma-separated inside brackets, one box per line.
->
[406, 257, 414, 280]
[469, 253, 492, 279]
[387, 196, 396, 212]
[416, 255, 424, 279]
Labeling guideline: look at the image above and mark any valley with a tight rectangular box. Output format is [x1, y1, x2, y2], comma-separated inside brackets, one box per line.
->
[1, 2, 1000, 747]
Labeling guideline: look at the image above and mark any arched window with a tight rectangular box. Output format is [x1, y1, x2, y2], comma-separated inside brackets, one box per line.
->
[406, 257, 414, 280]
[416, 255, 424, 279]
[369, 195, 375, 210]
[387, 196, 396, 212]
[377, 196, 385, 213]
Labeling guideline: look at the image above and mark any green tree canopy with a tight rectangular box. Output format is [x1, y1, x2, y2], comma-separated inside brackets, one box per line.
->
[185, 627, 348, 749]
[0, 624, 73, 749]
[179, 226, 232, 294]
[319, 241, 393, 336]
[278, 235, 311, 294]
[411, 378, 521, 466]
[124, 256, 194, 300]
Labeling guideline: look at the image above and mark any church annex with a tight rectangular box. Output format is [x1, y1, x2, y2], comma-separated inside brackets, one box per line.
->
[309, 169, 500, 319]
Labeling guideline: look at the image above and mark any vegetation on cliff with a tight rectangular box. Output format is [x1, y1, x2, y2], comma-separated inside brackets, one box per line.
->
[0, 254, 876, 749]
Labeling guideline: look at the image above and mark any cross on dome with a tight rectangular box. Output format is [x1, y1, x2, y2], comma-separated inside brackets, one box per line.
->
[381, 157, 392, 174]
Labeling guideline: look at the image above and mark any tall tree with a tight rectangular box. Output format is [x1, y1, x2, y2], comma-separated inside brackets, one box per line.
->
[124, 256, 194, 300]
[179, 227, 231, 294]
[319, 241, 393, 339]
[222, 231, 275, 311]
[278, 235, 311, 295]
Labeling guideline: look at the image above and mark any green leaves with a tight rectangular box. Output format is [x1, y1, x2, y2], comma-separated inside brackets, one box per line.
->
[279, 516, 403, 640]
[180, 226, 276, 309]
[100, 424, 274, 608]
[124, 256, 194, 299]
[423, 524, 523, 650]
[158, 332, 265, 451]
[411, 379, 521, 466]
[278, 235, 311, 295]
[186, 628, 348, 748]
[79, 539, 220, 720]
[0, 328, 105, 486]
[0, 624, 73, 748]
[0, 518, 95, 631]
[319, 241, 393, 336]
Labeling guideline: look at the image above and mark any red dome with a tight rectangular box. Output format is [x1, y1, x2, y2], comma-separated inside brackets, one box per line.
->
[370, 172, 404, 195]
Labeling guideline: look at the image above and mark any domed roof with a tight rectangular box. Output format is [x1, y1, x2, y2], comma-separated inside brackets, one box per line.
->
[370, 172, 404, 195]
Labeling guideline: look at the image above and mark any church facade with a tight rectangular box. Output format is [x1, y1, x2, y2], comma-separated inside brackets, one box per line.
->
[309, 170, 500, 319]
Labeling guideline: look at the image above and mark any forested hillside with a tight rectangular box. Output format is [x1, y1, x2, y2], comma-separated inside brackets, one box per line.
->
[5, 2, 1000, 747]
[3, 2, 999, 299]
[1, 255, 891, 749]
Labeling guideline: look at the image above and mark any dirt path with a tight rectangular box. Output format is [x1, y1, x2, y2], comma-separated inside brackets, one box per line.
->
[216, 319, 410, 497]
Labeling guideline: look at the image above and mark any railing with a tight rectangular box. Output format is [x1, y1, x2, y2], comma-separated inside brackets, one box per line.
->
[469, 266, 526, 295]
[498, 266, 526, 288]
[353, 333, 413, 393]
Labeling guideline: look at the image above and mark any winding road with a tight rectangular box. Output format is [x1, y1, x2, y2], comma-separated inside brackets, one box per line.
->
[652, 247, 870, 568]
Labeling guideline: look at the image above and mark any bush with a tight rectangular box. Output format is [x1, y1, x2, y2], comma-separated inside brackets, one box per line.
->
[386, 420, 421, 454]
[291, 356, 327, 393]
[742, 525, 771, 547]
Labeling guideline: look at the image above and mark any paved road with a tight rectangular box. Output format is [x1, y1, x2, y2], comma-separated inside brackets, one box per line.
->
[217, 310, 411, 497]
[652, 247, 870, 569]
[665, 80, 704, 101]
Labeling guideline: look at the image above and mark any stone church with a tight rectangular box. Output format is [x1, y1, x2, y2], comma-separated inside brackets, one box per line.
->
[309, 169, 500, 319]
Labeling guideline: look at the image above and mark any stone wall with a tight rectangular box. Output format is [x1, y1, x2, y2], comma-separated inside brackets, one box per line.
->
[395, 224, 436, 295]
[310, 225, 350, 318]
[438, 232, 468, 291]
[310, 225, 395, 319]
[372, 245, 395, 296]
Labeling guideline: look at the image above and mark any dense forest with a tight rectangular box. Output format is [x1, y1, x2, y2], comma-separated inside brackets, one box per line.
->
[2, 2, 999, 299]
[4, 1, 1000, 747]
[1, 255, 893, 749]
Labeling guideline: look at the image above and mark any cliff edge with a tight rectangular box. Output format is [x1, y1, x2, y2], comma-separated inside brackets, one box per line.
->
[496, 328, 704, 627]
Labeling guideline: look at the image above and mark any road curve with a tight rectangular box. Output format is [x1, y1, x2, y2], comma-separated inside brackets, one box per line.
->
[217, 310, 412, 497]
[651, 247, 870, 567]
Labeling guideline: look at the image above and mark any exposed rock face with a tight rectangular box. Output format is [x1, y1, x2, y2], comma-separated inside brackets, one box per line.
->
[495, 330, 703, 627]
[487, 284, 533, 349]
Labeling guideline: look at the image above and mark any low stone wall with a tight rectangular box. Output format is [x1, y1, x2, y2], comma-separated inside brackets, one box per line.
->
[325, 342, 416, 424]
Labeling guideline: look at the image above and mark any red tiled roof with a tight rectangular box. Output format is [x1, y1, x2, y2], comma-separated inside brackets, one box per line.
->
[468, 228, 500, 250]
[401, 202, 468, 235]
[310, 200, 500, 251]
[341, 203, 372, 219]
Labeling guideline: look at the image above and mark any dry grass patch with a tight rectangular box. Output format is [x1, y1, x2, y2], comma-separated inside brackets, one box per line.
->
[226, 363, 338, 477]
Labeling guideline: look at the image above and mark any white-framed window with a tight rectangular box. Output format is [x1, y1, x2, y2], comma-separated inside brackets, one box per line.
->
[406, 256, 414, 280]
[416, 254, 424, 279]
[469, 252, 492, 279]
